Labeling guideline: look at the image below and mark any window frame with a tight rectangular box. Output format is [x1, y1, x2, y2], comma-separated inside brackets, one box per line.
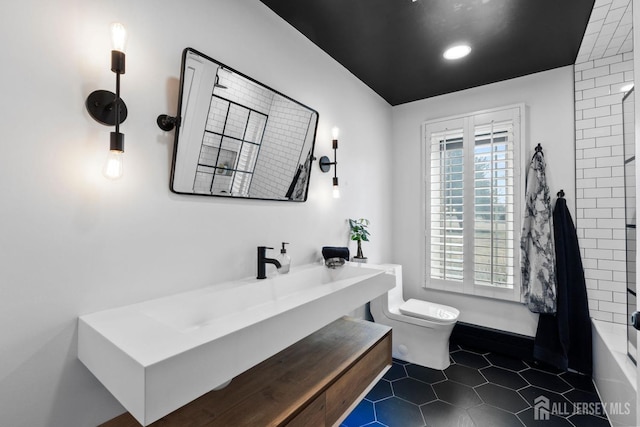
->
[421, 104, 525, 302]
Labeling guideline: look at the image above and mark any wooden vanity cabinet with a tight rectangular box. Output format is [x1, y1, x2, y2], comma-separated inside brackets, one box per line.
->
[101, 316, 392, 427]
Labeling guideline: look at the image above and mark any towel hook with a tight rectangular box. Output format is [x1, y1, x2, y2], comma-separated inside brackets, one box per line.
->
[531, 143, 544, 162]
[557, 189, 565, 198]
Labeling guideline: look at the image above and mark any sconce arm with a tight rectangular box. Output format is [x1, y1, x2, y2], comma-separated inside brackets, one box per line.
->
[157, 114, 181, 131]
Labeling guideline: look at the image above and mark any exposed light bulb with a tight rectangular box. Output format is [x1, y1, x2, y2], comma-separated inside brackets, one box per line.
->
[111, 23, 127, 53]
[443, 44, 471, 60]
[620, 83, 634, 93]
[331, 127, 340, 140]
[103, 150, 124, 180]
[332, 185, 341, 199]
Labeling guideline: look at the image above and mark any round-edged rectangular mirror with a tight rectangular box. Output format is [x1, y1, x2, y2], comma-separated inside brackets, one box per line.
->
[167, 48, 319, 201]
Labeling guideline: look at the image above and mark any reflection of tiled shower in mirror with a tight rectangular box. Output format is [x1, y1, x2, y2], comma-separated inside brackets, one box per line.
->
[168, 48, 318, 201]
[192, 66, 312, 198]
[623, 87, 636, 363]
[252, 95, 314, 199]
[193, 68, 271, 196]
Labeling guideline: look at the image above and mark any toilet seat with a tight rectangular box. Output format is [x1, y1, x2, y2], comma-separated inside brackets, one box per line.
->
[399, 299, 460, 324]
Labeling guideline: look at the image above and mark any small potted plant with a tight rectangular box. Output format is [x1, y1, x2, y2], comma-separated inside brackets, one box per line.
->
[349, 218, 370, 263]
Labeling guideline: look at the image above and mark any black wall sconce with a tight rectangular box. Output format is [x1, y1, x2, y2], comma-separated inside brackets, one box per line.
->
[157, 114, 179, 131]
[319, 127, 340, 198]
[85, 23, 128, 180]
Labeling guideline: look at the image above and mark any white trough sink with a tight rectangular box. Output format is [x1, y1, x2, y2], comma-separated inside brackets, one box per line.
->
[78, 262, 395, 425]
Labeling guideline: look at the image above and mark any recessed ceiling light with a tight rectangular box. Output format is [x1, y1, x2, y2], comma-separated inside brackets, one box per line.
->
[443, 44, 472, 60]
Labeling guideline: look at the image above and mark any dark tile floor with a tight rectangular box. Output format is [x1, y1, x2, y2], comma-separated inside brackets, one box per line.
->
[342, 344, 609, 427]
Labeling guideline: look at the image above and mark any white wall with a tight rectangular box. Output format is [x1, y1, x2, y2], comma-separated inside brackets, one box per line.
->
[0, 1, 393, 426]
[390, 66, 576, 337]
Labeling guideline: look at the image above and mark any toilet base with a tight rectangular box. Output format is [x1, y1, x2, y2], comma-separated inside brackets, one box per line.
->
[389, 321, 453, 370]
[366, 264, 458, 371]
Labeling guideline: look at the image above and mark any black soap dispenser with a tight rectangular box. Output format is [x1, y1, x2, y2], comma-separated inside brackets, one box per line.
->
[277, 242, 291, 274]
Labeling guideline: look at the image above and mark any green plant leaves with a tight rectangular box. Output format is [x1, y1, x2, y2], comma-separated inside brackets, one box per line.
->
[348, 218, 371, 242]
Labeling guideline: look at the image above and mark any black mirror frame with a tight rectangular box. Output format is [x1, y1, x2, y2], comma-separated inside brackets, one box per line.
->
[160, 47, 320, 202]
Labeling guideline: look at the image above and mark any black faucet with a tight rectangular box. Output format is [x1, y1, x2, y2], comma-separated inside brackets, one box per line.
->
[257, 246, 281, 279]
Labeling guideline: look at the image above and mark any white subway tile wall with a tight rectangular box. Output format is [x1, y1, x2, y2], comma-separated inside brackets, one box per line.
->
[574, 51, 634, 324]
[216, 70, 275, 115]
[224, 105, 251, 140]
[194, 167, 214, 194]
[207, 98, 230, 134]
[575, 0, 633, 63]
[251, 95, 313, 199]
[199, 70, 274, 196]
[202, 70, 312, 199]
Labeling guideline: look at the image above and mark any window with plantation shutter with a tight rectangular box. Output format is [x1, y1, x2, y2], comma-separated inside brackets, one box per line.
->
[429, 129, 464, 282]
[473, 121, 515, 288]
[423, 105, 523, 301]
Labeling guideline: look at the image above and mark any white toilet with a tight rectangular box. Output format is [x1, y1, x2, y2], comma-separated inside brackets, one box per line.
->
[370, 264, 460, 370]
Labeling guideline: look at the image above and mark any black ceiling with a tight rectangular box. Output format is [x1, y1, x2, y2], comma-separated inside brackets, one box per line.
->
[259, 0, 595, 106]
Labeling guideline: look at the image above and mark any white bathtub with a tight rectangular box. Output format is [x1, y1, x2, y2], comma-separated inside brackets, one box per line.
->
[592, 319, 637, 426]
